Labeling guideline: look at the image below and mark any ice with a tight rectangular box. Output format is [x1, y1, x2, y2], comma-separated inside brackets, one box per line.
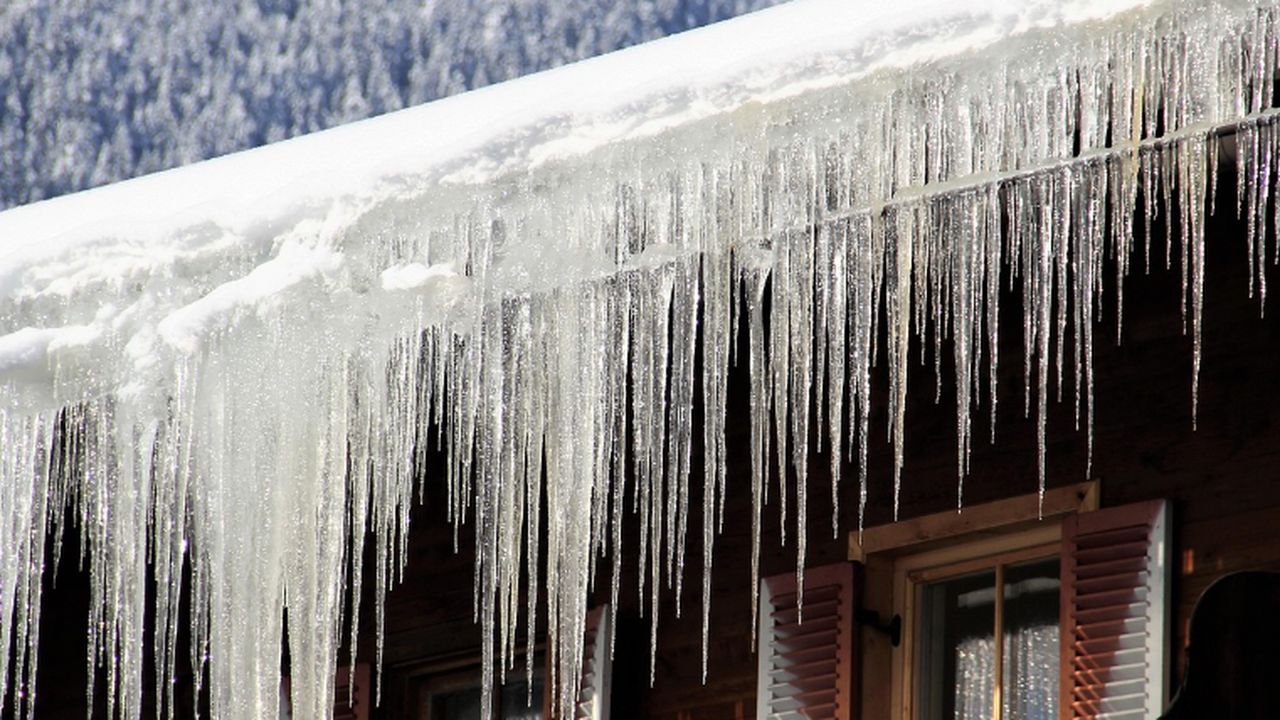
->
[2, 0, 1279, 718]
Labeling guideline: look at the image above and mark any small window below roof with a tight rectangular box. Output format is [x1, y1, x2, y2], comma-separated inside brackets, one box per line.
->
[915, 552, 1060, 720]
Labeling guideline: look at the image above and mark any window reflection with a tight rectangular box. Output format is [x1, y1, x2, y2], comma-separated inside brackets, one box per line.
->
[917, 557, 1060, 720]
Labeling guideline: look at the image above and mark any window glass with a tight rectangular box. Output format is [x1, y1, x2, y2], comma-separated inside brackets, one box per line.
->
[1002, 558, 1060, 720]
[918, 569, 997, 720]
[418, 667, 544, 720]
[424, 684, 481, 719]
[498, 676, 543, 720]
[916, 556, 1060, 720]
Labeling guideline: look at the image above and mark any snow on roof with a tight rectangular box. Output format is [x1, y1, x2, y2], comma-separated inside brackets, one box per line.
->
[2, 0, 1278, 718]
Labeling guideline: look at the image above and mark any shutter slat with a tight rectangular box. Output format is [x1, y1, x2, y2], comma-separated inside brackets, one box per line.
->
[1073, 692, 1147, 710]
[769, 658, 839, 679]
[1073, 678, 1146, 701]
[773, 629, 841, 653]
[1073, 570, 1149, 596]
[1073, 653, 1147, 676]
[1073, 526, 1149, 548]
[1073, 543, 1149, 566]
[768, 670, 839, 692]
[1074, 629, 1148, 654]
[771, 585, 841, 608]
[1072, 586, 1148, 610]
[1071, 556, 1148, 580]
[1075, 616, 1146, 641]
[1069, 663, 1145, 685]
[1071, 600, 1146, 626]
[768, 686, 839, 707]
[772, 643, 842, 668]
[769, 707, 838, 720]
[772, 596, 841, 623]
[767, 684, 838, 704]
[768, 609, 839, 632]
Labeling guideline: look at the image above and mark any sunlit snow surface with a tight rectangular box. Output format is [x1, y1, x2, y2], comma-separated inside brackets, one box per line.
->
[2, 0, 1279, 718]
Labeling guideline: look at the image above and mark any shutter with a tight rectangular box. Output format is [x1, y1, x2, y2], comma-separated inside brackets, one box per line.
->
[333, 664, 371, 720]
[1060, 500, 1170, 720]
[576, 605, 611, 720]
[547, 604, 612, 720]
[757, 562, 857, 720]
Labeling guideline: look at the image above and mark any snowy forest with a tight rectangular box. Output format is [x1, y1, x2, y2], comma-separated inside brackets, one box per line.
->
[0, 0, 781, 210]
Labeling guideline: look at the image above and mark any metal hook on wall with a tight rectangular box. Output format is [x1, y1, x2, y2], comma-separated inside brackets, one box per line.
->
[856, 609, 901, 647]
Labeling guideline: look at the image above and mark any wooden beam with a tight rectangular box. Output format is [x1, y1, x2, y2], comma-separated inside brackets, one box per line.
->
[847, 480, 1099, 562]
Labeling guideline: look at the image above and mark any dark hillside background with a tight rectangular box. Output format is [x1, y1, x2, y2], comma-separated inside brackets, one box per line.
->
[0, 0, 784, 210]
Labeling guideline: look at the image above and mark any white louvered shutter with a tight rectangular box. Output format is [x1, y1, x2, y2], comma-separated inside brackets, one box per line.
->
[576, 605, 611, 720]
[757, 563, 856, 720]
[333, 664, 371, 720]
[1060, 500, 1170, 720]
[547, 604, 611, 720]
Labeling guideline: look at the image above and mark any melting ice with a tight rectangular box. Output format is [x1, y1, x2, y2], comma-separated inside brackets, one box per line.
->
[2, 0, 1279, 718]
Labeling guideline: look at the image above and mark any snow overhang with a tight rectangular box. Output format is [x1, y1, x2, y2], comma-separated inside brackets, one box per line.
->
[1, 0, 1278, 717]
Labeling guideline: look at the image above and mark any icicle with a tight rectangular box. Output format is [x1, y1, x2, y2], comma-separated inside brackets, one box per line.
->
[1077, 160, 1104, 477]
[984, 182, 1002, 447]
[0, 410, 51, 720]
[825, 216, 849, 535]
[1180, 134, 1210, 429]
[700, 233, 733, 679]
[1035, 173, 1054, 509]
[1263, 122, 1275, 311]
[851, 212, 877, 535]
[786, 142, 819, 606]
[951, 190, 977, 504]
[666, 254, 698, 615]
[743, 262, 770, 646]
[767, 160, 792, 551]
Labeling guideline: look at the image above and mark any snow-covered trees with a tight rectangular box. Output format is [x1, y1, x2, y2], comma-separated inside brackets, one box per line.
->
[0, 0, 781, 210]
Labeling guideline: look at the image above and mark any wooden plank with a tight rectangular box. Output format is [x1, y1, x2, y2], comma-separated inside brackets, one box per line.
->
[848, 480, 1099, 561]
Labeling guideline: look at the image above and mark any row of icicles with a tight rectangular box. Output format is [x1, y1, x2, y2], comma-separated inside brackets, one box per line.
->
[1, 3, 1279, 719]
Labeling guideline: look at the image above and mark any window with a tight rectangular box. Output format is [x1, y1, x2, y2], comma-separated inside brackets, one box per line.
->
[404, 604, 611, 720]
[417, 666, 544, 720]
[851, 481, 1171, 720]
[899, 527, 1062, 720]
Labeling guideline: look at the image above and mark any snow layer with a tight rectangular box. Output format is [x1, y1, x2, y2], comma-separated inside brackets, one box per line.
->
[2, 0, 1279, 718]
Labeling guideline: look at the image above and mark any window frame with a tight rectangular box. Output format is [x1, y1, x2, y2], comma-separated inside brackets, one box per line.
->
[401, 652, 547, 720]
